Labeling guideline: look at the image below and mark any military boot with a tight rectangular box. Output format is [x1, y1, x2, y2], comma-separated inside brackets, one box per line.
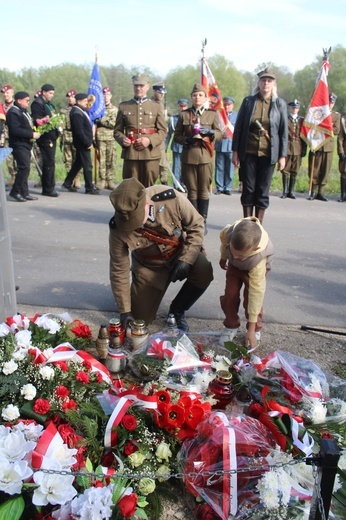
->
[72, 173, 82, 189]
[5, 174, 16, 188]
[243, 205, 253, 217]
[96, 179, 106, 190]
[197, 198, 209, 235]
[169, 281, 208, 333]
[280, 174, 288, 198]
[106, 180, 116, 190]
[286, 175, 296, 199]
[316, 186, 328, 201]
[255, 207, 265, 224]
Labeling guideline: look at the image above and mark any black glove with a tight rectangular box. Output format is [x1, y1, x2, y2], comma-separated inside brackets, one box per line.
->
[184, 136, 194, 147]
[170, 261, 191, 282]
[199, 126, 215, 141]
[94, 118, 102, 127]
[120, 312, 134, 330]
[339, 153, 346, 161]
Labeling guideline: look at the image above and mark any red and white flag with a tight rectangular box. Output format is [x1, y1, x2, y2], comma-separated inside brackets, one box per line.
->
[300, 59, 333, 151]
[201, 58, 233, 138]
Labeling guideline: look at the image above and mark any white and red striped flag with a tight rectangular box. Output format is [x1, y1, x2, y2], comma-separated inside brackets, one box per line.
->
[201, 58, 233, 138]
[300, 58, 333, 151]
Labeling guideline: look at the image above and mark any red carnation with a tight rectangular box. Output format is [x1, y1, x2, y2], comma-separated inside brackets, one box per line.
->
[121, 414, 137, 431]
[70, 320, 92, 338]
[55, 385, 70, 399]
[55, 361, 69, 372]
[76, 371, 90, 385]
[82, 360, 92, 371]
[62, 399, 78, 411]
[117, 493, 138, 518]
[33, 398, 51, 415]
[96, 372, 103, 383]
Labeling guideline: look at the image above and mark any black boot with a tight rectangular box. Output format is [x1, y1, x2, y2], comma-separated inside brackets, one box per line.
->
[316, 187, 328, 201]
[197, 198, 209, 235]
[286, 175, 296, 199]
[169, 281, 207, 333]
[280, 174, 288, 198]
[243, 205, 253, 217]
[189, 199, 198, 210]
[255, 207, 265, 224]
[338, 178, 346, 202]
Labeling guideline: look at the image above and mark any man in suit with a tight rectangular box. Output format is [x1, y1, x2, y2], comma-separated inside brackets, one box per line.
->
[214, 96, 238, 195]
[113, 73, 167, 187]
[61, 93, 100, 195]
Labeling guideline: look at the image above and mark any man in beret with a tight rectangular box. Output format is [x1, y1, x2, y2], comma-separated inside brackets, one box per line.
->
[114, 74, 167, 187]
[94, 86, 118, 190]
[6, 92, 41, 202]
[280, 99, 306, 199]
[59, 89, 82, 188]
[62, 93, 100, 195]
[165, 98, 189, 192]
[214, 96, 238, 195]
[151, 81, 169, 186]
[1, 84, 17, 189]
[31, 84, 60, 197]
[307, 92, 340, 201]
[109, 178, 213, 332]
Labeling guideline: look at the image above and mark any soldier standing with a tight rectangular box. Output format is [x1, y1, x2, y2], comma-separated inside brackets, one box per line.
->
[151, 82, 169, 185]
[280, 99, 306, 199]
[337, 112, 346, 202]
[165, 98, 189, 191]
[113, 74, 167, 188]
[60, 89, 82, 189]
[308, 92, 340, 201]
[94, 87, 118, 190]
[0, 84, 17, 188]
[214, 96, 238, 195]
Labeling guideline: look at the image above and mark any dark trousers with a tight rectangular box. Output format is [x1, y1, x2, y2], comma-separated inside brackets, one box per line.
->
[39, 141, 57, 194]
[9, 146, 31, 197]
[64, 147, 93, 190]
[240, 153, 275, 209]
[220, 263, 263, 331]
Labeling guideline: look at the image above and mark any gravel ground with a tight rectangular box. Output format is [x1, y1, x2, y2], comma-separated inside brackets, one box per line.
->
[15, 304, 346, 520]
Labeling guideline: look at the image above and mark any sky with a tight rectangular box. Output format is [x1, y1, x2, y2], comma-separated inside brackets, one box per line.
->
[4, 0, 345, 78]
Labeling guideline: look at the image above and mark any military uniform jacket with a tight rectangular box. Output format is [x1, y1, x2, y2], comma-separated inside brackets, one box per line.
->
[60, 105, 73, 143]
[319, 111, 341, 153]
[337, 114, 346, 155]
[31, 96, 59, 145]
[70, 105, 93, 150]
[214, 111, 238, 153]
[173, 107, 222, 165]
[287, 115, 306, 156]
[109, 185, 204, 314]
[96, 103, 118, 142]
[6, 103, 34, 150]
[114, 98, 167, 160]
[232, 94, 288, 164]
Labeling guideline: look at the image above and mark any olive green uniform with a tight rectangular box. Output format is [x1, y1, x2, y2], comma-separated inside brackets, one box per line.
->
[1, 100, 17, 182]
[151, 96, 168, 184]
[282, 115, 306, 178]
[109, 185, 213, 323]
[96, 102, 118, 183]
[113, 98, 167, 187]
[60, 105, 76, 172]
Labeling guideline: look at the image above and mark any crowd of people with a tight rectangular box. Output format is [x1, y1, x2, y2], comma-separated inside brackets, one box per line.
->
[1, 69, 344, 350]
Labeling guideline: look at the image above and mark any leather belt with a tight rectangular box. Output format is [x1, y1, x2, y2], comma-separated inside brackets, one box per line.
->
[251, 129, 266, 136]
[128, 128, 158, 135]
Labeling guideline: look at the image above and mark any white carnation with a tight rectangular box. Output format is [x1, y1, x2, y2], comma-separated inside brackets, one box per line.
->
[2, 360, 18, 375]
[15, 329, 32, 348]
[20, 383, 37, 400]
[1, 404, 20, 422]
[39, 366, 55, 380]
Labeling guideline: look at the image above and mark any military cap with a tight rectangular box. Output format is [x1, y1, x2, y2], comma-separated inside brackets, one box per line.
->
[288, 99, 300, 108]
[191, 83, 208, 96]
[75, 93, 88, 101]
[103, 86, 111, 94]
[41, 83, 55, 92]
[329, 92, 337, 103]
[1, 84, 13, 93]
[152, 82, 167, 94]
[132, 73, 149, 85]
[257, 68, 276, 80]
[178, 98, 189, 105]
[109, 178, 147, 232]
[66, 89, 77, 97]
[223, 96, 235, 103]
[14, 91, 30, 100]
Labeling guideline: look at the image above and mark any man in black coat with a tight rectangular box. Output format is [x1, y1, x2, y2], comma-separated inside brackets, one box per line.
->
[61, 93, 100, 194]
[31, 83, 59, 197]
[7, 91, 41, 202]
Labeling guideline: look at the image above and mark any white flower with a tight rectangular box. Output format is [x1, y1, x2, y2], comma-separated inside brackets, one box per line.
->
[34, 315, 62, 334]
[0, 430, 36, 462]
[43, 347, 54, 359]
[1, 404, 20, 422]
[155, 442, 172, 461]
[193, 371, 214, 393]
[12, 349, 27, 361]
[51, 502, 72, 519]
[2, 360, 18, 375]
[212, 354, 232, 372]
[40, 443, 77, 471]
[39, 365, 55, 380]
[0, 323, 10, 337]
[71, 485, 113, 519]
[13, 421, 44, 442]
[0, 459, 33, 495]
[33, 471, 76, 506]
[257, 468, 291, 510]
[0, 425, 11, 439]
[310, 400, 327, 424]
[338, 450, 346, 471]
[15, 329, 32, 348]
[20, 383, 37, 400]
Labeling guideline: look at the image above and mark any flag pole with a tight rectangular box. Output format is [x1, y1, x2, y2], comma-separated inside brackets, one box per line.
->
[93, 51, 99, 185]
[308, 154, 315, 199]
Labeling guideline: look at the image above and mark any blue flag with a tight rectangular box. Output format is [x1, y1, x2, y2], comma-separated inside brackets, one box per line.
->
[87, 62, 105, 123]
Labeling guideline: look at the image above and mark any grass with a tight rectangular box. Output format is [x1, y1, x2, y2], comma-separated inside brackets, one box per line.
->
[2, 143, 342, 196]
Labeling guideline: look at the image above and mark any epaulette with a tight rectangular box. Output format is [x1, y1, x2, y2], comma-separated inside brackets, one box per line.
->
[151, 189, 176, 202]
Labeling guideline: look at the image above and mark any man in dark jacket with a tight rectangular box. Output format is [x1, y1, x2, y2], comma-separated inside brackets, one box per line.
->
[7, 91, 41, 202]
[61, 93, 100, 194]
[31, 84, 60, 197]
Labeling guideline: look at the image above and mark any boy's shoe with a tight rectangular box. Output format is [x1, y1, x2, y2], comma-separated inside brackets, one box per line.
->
[255, 331, 261, 342]
[218, 327, 239, 346]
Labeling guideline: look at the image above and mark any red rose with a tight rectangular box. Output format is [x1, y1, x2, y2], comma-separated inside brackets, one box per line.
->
[62, 399, 78, 411]
[55, 385, 70, 399]
[117, 493, 138, 518]
[76, 371, 90, 385]
[121, 414, 137, 431]
[57, 423, 83, 447]
[124, 440, 138, 456]
[101, 450, 116, 468]
[70, 320, 92, 338]
[33, 398, 51, 415]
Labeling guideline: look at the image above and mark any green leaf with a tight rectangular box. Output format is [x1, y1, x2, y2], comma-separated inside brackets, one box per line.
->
[131, 508, 148, 519]
[0, 496, 25, 520]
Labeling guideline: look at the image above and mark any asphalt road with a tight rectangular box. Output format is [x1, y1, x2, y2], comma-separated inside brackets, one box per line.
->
[4, 180, 346, 329]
